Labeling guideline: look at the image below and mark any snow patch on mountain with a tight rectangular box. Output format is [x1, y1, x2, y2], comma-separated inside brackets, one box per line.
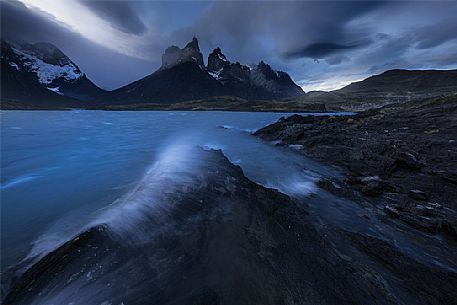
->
[208, 68, 223, 80]
[46, 86, 63, 95]
[11, 47, 82, 85]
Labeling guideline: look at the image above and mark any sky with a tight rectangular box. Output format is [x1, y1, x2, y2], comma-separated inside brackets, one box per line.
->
[1, 0, 457, 91]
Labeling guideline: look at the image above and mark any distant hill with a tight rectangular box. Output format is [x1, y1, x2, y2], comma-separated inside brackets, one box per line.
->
[339, 69, 457, 94]
[298, 69, 457, 111]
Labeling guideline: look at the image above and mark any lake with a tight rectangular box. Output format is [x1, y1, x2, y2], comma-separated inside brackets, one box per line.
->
[1, 110, 349, 270]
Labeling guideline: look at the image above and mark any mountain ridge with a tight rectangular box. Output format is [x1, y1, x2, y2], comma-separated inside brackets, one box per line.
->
[1, 38, 456, 110]
[102, 37, 304, 104]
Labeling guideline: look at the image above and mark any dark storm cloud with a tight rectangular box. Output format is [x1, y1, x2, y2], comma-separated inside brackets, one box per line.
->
[78, 0, 146, 35]
[1, 1, 70, 44]
[325, 55, 349, 66]
[284, 43, 359, 59]
[171, 1, 386, 65]
[0, 1, 156, 90]
[414, 17, 457, 50]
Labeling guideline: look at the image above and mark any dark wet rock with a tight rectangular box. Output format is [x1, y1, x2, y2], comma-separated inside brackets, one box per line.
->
[433, 170, 457, 185]
[316, 178, 361, 201]
[345, 176, 394, 197]
[381, 197, 457, 237]
[408, 189, 428, 201]
[341, 230, 457, 305]
[3, 148, 412, 305]
[384, 204, 400, 217]
[390, 151, 422, 172]
[361, 182, 385, 197]
[255, 95, 457, 236]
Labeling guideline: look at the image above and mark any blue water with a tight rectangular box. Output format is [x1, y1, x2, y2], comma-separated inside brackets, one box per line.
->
[2, 110, 456, 277]
[1, 110, 344, 270]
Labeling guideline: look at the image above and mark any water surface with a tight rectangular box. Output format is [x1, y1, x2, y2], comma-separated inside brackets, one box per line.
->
[1, 110, 343, 269]
[2, 110, 455, 277]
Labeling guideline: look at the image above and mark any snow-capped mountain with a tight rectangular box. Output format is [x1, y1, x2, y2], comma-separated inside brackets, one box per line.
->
[1, 37, 303, 107]
[105, 37, 304, 104]
[9, 42, 83, 88]
[1, 39, 104, 106]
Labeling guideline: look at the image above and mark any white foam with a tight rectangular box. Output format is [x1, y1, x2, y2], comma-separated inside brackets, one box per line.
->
[265, 174, 318, 197]
[242, 128, 256, 134]
[289, 144, 304, 150]
[219, 125, 234, 129]
[89, 140, 208, 241]
[1, 174, 41, 189]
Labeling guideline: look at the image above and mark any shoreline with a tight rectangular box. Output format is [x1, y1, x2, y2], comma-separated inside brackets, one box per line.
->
[254, 94, 457, 239]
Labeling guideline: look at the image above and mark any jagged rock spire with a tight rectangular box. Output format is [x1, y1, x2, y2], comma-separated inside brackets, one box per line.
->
[161, 37, 204, 69]
[207, 47, 229, 72]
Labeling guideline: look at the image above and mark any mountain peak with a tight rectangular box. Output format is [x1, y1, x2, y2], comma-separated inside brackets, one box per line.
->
[161, 37, 204, 69]
[1, 39, 104, 104]
[207, 47, 229, 72]
[184, 36, 200, 50]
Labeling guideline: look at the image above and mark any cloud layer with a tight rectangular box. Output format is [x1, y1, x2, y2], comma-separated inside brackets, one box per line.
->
[2, 0, 457, 91]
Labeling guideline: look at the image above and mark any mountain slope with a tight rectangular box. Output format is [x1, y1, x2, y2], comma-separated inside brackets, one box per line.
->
[334, 69, 457, 106]
[295, 69, 457, 111]
[106, 61, 226, 104]
[1, 40, 105, 106]
[337, 69, 457, 96]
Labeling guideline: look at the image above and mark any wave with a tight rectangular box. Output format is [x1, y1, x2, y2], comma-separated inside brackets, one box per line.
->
[17, 140, 209, 266]
[88, 140, 210, 243]
[1, 167, 61, 189]
[0, 174, 41, 189]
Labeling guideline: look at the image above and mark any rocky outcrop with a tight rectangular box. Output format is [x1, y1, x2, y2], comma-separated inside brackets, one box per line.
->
[207, 49, 303, 98]
[207, 47, 229, 72]
[161, 37, 204, 69]
[255, 94, 457, 238]
[4, 148, 457, 305]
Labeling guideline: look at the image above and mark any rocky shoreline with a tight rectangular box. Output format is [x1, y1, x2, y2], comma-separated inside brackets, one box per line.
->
[255, 94, 457, 239]
[4, 148, 457, 304]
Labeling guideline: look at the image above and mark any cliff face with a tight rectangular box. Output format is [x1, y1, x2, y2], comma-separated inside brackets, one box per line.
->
[161, 37, 204, 69]
[207, 47, 229, 72]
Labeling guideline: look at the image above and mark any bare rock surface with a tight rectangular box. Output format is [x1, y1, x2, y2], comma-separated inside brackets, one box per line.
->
[4, 148, 457, 304]
[255, 95, 457, 238]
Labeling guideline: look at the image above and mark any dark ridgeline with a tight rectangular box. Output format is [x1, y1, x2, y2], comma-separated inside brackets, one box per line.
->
[0, 37, 304, 108]
[3, 37, 455, 110]
[329, 69, 457, 108]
